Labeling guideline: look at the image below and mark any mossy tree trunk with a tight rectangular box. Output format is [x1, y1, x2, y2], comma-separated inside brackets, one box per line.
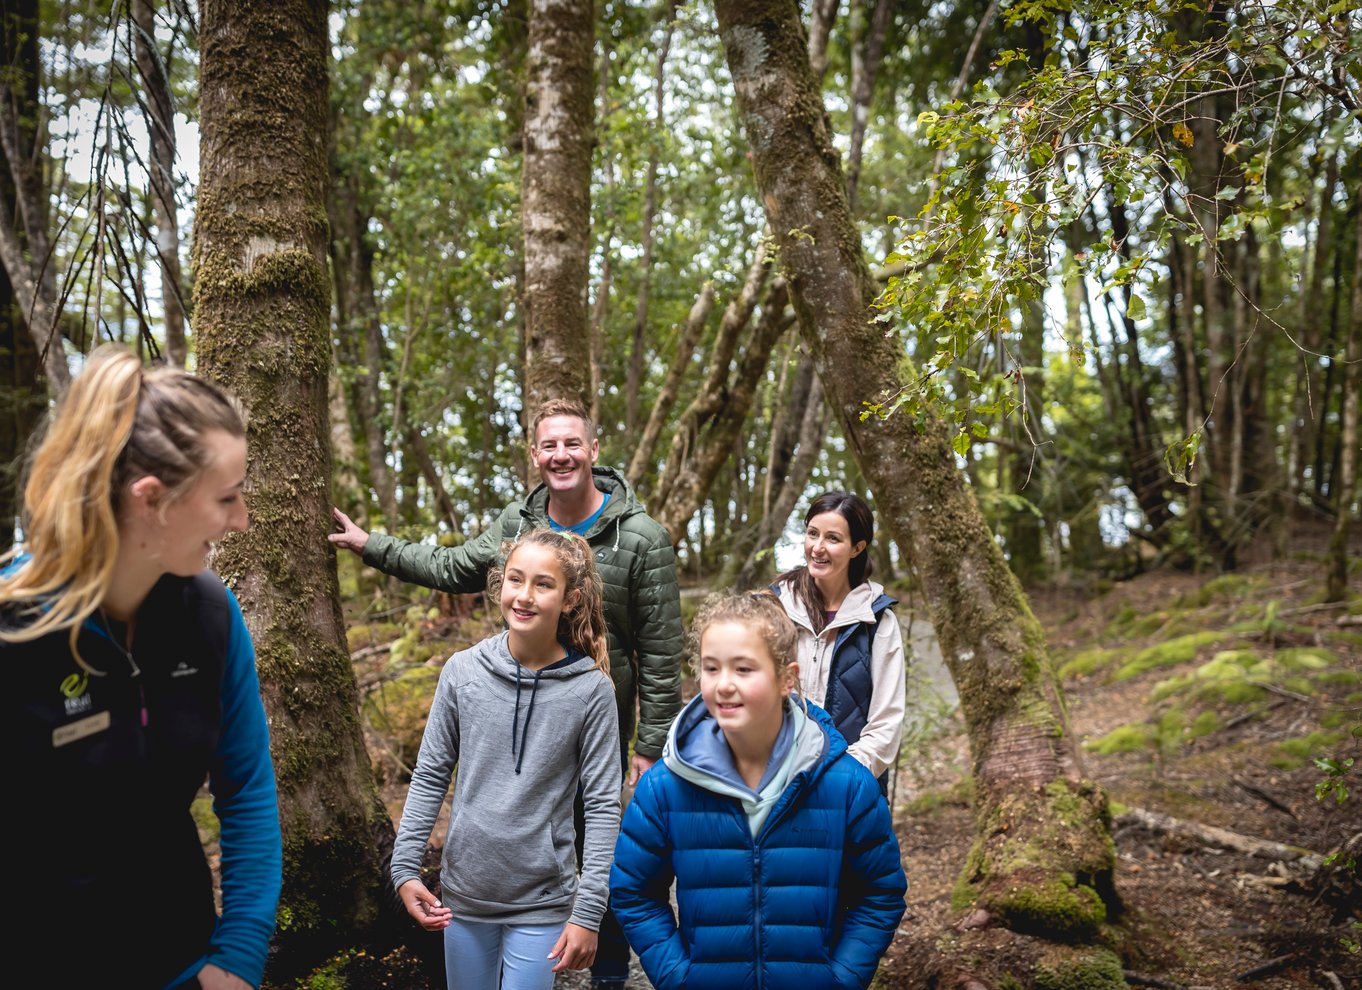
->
[194, 0, 392, 968]
[521, 0, 593, 413]
[713, 0, 1123, 984]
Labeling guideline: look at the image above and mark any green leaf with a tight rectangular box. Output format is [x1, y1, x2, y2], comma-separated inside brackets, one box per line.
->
[1126, 293, 1147, 321]
[951, 431, 972, 457]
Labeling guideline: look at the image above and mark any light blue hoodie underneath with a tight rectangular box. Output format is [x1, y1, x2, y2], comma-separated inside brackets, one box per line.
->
[663, 694, 826, 835]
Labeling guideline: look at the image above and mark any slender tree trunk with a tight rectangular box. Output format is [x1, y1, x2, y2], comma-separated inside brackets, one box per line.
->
[327, 166, 398, 527]
[625, 0, 680, 433]
[626, 280, 716, 488]
[651, 283, 793, 540]
[131, 0, 187, 367]
[713, 3, 1118, 982]
[845, 0, 892, 214]
[727, 366, 830, 589]
[1288, 146, 1338, 498]
[0, 0, 46, 541]
[1326, 206, 1361, 602]
[0, 0, 67, 394]
[522, 0, 594, 412]
[404, 422, 461, 534]
[805, 0, 838, 83]
[194, 0, 390, 967]
[589, 35, 615, 428]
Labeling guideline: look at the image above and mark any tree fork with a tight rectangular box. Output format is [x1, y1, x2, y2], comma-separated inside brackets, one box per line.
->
[712, 0, 1122, 979]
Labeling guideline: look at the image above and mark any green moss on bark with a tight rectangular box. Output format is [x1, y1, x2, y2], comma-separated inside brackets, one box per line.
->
[1033, 946, 1128, 990]
[954, 779, 1117, 940]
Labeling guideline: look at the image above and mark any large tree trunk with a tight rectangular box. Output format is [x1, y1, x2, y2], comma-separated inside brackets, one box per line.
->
[713, 0, 1120, 981]
[131, 0, 188, 367]
[521, 0, 594, 413]
[194, 0, 391, 968]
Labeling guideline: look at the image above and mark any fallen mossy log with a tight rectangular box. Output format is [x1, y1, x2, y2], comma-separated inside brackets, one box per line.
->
[1114, 807, 1324, 872]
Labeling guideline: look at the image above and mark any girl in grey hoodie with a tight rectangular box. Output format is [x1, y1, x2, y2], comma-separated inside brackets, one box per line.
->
[392, 530, 623, 990]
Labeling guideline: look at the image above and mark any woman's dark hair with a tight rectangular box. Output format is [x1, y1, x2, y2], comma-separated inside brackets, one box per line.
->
[776, 491, 875, 634]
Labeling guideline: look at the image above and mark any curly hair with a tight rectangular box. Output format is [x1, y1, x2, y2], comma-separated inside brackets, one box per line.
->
[687, 589, 799, 689]
[487, 528, 610, 675]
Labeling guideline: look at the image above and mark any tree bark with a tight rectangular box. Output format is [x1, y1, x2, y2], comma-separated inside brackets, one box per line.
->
[713, 0, 1118, 974]
[845, 0, 892, 215]
[626, 280, 716, 488]
[1325, 205, 1361, 603]
[651, 281, 793, 540]
[194, 0, 391, 965]
[625, 0, 680, 433]
[726, 362, 830, 589]
[1287, 145, 1338, 498]
[131, 0, 188, 367]
[0, 0, 67, 394]
[522, 0, 594, 413]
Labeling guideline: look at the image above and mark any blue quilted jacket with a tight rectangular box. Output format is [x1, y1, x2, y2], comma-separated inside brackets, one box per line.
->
[610, 697, 906, 989]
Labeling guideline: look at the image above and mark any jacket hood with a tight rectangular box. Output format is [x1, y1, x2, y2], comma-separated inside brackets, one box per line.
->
[522, 467, 643, 541]
[662, 693, 845, 833]
[469, 630, 603, 683]
[777, 578, 891, 634]
[471, 631, 605, 774]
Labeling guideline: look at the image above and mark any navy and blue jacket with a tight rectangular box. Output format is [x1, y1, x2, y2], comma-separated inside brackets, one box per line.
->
[610, 698, 907, 990]
[6, 570, 281, 989]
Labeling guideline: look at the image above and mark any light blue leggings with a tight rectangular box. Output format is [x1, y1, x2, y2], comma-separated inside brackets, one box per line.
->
[443, 918, 561, 990]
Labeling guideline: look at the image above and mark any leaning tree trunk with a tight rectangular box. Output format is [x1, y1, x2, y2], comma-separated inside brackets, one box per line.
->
[713, 1, 1121, 984]
[194, 0, 391, 969]
[521, 0, 594, 413]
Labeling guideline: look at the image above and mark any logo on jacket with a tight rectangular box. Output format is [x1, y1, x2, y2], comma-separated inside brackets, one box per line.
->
[61, 671, 92, 716]
[170, 661, 199, 679]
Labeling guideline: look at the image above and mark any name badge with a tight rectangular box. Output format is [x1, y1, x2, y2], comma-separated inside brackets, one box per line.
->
[52, 710, 112, 748]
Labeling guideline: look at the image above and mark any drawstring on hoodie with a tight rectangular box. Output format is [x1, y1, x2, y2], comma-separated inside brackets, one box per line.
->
[511, 663, 543, 774]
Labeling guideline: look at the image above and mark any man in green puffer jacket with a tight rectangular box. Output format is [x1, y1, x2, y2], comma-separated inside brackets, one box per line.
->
[330, 399, 683, 989]
[330, 398, 683, 781]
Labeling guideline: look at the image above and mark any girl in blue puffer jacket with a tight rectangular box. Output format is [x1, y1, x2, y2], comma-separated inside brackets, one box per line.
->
[610, 590, 906, 990]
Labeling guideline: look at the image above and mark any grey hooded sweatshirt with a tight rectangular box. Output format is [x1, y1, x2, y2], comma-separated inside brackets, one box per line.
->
[391, 631, 622, 930]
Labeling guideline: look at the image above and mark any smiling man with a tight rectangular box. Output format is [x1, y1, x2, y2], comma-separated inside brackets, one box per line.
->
[329, 397, 683, 990]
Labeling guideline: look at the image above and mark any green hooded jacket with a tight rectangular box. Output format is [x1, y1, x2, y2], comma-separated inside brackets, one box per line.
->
[362, 467, 683, 759]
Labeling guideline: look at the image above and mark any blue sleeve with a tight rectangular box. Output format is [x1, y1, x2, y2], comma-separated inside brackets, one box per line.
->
[203, 589, 283, 987]
[829, 765, 906, 988]
[609, 771, 690, 990]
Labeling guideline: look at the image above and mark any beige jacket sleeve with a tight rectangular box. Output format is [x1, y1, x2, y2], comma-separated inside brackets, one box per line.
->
[845, 610, 906, 778]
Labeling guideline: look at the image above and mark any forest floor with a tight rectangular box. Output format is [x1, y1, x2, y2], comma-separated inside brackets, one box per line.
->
[275, 549, 1362, 990]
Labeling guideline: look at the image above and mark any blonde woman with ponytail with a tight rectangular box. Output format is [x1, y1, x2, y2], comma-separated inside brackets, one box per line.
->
[2, 345, 281, 990]
[391, 528, 622, 990]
